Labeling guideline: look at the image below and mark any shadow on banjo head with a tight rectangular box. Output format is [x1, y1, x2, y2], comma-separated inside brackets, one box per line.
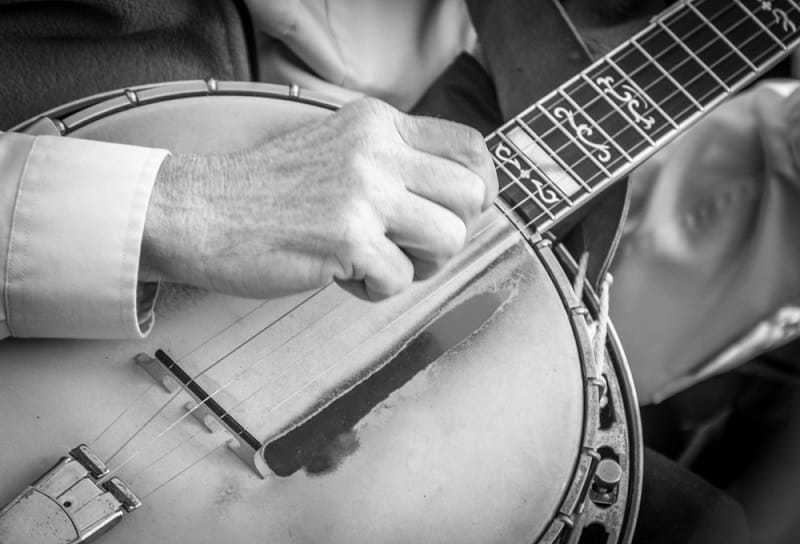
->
[265, 290, 510, 476]
[1, 81, 641, 544]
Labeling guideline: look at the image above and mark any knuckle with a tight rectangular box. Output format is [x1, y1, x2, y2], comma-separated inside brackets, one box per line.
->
[455, 124, 489, 166]
[340, 144, 384, 194]
[440, 218, 468, 258]
[342, 97, 396, 132]
[444, 174, 485, 223]
[399, 259, 415, 288]
[368, 251, 413, 300]
[465, 176, 487, 215]
[336, 205, 374, 262]
[339, 101, 401, 166]
[463, 124, 487, 151]
[341, 143, 371, 180]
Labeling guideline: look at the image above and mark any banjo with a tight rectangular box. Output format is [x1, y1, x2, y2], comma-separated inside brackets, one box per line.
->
[1, 0, 798, 542]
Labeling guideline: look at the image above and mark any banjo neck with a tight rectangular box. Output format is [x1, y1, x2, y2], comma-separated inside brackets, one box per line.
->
[488, 0, 800, 240]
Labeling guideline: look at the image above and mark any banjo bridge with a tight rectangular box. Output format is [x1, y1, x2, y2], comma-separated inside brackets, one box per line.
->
[134, 350, 270, 478]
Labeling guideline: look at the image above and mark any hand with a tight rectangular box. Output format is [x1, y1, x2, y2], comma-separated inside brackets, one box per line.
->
[140, 97, 498, 300]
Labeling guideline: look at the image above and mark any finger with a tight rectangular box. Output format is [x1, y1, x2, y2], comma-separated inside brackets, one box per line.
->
[407, 254, 449, 281]
[394, 115, 499, 210]
[383, 190, 468, 262]
[395, 148, 488, 226]
[336, 234, 415, 301]
[336, 253, 442, 299]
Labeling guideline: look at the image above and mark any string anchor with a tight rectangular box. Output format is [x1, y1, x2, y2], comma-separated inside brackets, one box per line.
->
[0, 444, 140, 543]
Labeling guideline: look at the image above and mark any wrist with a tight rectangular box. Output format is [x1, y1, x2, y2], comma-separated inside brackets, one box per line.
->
[140, 153, 206, 284]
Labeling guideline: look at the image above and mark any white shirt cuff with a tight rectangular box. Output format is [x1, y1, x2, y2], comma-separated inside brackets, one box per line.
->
[5, 135, 168, 338]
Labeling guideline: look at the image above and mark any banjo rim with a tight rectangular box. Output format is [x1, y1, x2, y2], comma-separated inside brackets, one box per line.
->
[14, 80, 643, 544]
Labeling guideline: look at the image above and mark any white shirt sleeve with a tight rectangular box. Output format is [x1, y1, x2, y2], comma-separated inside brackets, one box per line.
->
[0, 132, 169, 339]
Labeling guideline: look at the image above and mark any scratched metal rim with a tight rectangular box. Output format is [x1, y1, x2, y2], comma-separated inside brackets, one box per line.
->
[553, 240, 643, 544]
[10, 79, 342, 135]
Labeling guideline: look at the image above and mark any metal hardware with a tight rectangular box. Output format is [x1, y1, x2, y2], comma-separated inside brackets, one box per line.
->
[591, 458, 623, 506]
[558, 452, 595, 520]
[0, 444, 140, 544]
[288, 83, 301, 98]
[70, 444, 110, 479]
[24, 116, 64, 136]
[589, 375, 610, 407]
[135, 352, 179, 393]
[594, 458, 623, 491]
[205, 77, 219, 93]
[185, 400, 224, 434]
[123, 88, 139, 106]
[557, 513, 575, 529]
[134, 351, 271, 478]
[570, 305, 590, 317]
[54, 117, 68, 135]
[105, 478, 142, 513]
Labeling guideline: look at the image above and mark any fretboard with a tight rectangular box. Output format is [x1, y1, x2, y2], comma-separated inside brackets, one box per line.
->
[488, 0, 800, 237]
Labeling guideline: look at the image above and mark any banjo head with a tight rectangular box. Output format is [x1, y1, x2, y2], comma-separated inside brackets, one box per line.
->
[3, 81, 641, 544]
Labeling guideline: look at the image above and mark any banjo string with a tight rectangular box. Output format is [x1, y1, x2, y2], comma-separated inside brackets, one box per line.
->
[91, 298, 272, 447]
[99, 287, 329, 464]
[104, 288, 350, 474]
[101, 0, 750, 488]
[105, 220, 523, 479]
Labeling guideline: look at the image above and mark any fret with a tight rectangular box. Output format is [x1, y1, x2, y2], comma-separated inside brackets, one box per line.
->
[538, 102, 613, 178]
[561, 79, 649, 162]
[496, 172, 539, 219]
[581, 73, 655, 147]
[499, 126, 586, 199]
[557, 88, 634, 165]
[537, 96, 620, 175]
[581, 73, 656, 155]
[489, 135, 569, 221]
[613, 43, 700, 123]
[483, 0, 800, 237]
[636, 26, 726, 105]
[731, 0, 788, 52]
[495, 133, 574, 214]
[710, 0, 786, 64]
[511, 118, 595, 194]
[657, 19, 730, 92]
[663, 6, 754, 88]
[501, 184, 552, 229]
[521, 108, 608, 186]
[499, 191, 548, 235]
[529, 216, 553, 234]
[491, 153, 550, 229]
[602, 57, 679, 133]
[687, 2, 758, 71]
[739, 0, 800, 46]
[571, 72, 656, 149]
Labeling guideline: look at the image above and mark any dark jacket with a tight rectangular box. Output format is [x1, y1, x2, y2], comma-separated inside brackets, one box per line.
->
[0, 0, 255, 128]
